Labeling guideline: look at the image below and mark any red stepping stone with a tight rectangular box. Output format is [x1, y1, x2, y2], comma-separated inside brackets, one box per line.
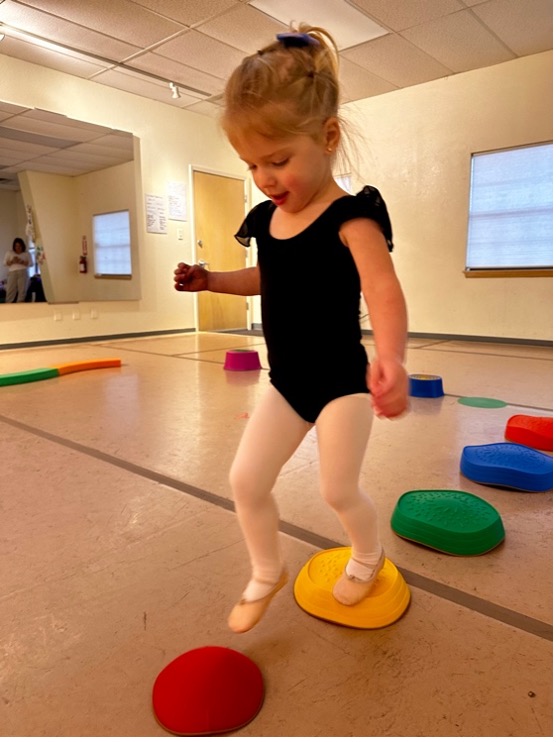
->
[505, 414, 553, 451]
[153, 646, 264, 736]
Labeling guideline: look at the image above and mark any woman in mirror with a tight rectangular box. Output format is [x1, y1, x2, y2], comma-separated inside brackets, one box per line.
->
[3, 237, 33, 303]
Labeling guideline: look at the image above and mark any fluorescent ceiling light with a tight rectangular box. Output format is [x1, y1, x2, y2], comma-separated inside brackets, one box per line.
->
[248, 0, 388, 50]
[1, 26, 74, 55]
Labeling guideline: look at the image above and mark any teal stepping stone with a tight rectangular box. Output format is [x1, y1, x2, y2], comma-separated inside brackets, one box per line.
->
[391, 489, 505, 555]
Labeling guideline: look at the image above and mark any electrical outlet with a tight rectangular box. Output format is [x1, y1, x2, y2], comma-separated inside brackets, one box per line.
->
[90, 309, 98, 319]
[72, 312, 80, 320]
[54, 313, 62, 321]
[177, 228, 184, 240]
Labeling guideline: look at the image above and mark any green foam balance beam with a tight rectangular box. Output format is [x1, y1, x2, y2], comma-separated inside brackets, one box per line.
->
[0, 368, 60, 387]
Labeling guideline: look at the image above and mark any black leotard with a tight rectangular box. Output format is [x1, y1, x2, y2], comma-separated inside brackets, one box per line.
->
[235, 185, 394, 423]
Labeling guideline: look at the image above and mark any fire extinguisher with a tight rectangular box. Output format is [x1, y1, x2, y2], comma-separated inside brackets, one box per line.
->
[79, 255, 88, 273]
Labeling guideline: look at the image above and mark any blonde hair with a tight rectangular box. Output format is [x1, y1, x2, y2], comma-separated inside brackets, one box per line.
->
[222, 24, 341, 143]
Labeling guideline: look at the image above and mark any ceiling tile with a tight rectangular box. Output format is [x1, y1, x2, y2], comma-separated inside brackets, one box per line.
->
[401, 9, 516, 72]
[348, 0, 463, 32]
[0, 0, 142, 61]
[248, 0, 389, 49]
[0, 125, 77, 151]
[41, 147, 122, 168]
[0, 0, 552, 121]
[0, 149, 29, 166]
[24, 109, 115, 136]
[0, 36, 111, 78]
[154, 29, 246, 80]
[0, 108, 133, 184]
[91, 67, 201, 107]
[0, 146, 45, 164]
[184, 100, 224, 118]
[14, 158, 85, 175]
[127, 52, 223, 96]
[338, 56, 397, 102]
[128, 0, 241, 27]
[2, 110, 112, 142]
[92, 133, 135, 156]
[72, 142, 130, 164]
[0, 136, 55, 157]
[471, 0, 553, 56]
[343, 34, 452, 87]
[13, 0, 185, 47]
[197, 4, 287, 52]
[0, 102, 30, 118]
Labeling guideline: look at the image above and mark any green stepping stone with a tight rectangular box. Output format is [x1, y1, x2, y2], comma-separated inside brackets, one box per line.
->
[391, 489, 505, 555]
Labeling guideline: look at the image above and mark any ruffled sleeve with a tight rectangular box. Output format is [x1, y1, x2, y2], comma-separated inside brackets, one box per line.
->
[234, 214, 252, 247]
[342, 185, 394, 252]
[234, 201, 272, 247]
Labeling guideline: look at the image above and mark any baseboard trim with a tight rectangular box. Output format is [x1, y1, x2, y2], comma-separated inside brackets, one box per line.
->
[402, 331, 552, 347]
[250, 324, 551, 347]
[0, 328, 196, 351]
[2, 325, 551, 351]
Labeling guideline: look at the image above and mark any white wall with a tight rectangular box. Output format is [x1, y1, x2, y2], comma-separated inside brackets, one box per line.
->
[0, 50, 552, 345]
[344, 51, 552, 341]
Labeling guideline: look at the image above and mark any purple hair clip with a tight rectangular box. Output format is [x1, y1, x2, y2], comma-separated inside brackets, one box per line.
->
[276, 32, 319, 48]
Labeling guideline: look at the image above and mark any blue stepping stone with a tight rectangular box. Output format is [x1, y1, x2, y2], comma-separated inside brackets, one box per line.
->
[409, 374, 444, 398]
[460, 442, 553, 492]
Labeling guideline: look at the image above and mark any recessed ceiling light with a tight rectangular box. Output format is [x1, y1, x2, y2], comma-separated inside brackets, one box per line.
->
[248, 0, 388, 50]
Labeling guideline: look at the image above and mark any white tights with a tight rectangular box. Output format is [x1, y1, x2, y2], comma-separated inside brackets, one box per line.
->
[229, 386, 380, 599]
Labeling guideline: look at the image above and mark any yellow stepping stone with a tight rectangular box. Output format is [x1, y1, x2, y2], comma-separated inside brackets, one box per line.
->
[294, 547, 410, 629]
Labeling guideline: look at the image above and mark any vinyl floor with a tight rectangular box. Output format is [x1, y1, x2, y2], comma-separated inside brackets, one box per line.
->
[0, 332, 552, 737]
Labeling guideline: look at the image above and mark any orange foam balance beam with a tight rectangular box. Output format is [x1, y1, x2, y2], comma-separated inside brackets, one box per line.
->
[55, 359, 122, 375]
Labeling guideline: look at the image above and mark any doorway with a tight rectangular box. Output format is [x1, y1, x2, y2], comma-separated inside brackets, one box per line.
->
[192, 170, 248, 331]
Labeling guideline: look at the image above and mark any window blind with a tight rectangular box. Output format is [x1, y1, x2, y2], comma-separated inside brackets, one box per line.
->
[93, 210, 132, 276]
[466, 143, 553, 270]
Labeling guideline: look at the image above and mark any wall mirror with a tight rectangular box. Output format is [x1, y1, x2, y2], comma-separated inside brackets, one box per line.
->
[0, 101, 140, 304]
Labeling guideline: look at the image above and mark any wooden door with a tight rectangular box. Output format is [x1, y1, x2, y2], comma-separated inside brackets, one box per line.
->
[193, 170, 248, 331]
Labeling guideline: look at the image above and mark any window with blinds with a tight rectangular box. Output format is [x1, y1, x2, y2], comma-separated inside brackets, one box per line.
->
[93, 210, 132, 277]
[466, 143, 553, 272]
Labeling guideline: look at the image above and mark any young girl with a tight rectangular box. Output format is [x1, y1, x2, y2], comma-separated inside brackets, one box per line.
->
[174, 25, 408, 633]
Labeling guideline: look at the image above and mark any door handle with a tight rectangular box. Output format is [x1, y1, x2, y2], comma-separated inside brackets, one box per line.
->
[198, 259, 209, 269]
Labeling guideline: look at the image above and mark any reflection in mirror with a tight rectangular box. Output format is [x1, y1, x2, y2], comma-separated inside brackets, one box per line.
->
[0, 101, 140, 304]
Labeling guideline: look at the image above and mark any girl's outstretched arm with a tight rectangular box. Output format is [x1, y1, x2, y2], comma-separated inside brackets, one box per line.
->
[341, 218, 408, 419]
[174, 263, 260, 296]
